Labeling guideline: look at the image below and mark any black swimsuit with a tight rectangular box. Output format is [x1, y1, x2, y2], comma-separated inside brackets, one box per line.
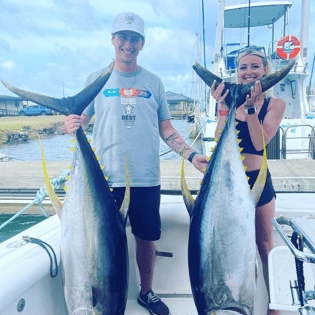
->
[235, 98, 270, 155]
[236, 98, 276, 206]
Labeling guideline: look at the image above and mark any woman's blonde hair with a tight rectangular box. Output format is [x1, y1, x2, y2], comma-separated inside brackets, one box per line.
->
[235, 48, 273, 98]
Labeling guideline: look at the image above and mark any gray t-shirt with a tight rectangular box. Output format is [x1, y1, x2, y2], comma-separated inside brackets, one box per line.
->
[83, 66, 171, 187]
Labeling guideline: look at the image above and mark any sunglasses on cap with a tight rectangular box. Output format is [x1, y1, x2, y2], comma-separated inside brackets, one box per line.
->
[238, 45, 266, 56]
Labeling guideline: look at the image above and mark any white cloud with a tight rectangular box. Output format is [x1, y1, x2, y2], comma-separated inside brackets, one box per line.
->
[2, 60, 15, 70]
[0, 0, 313, 97]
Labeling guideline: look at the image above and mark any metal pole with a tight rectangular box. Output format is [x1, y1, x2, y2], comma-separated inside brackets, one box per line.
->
[247, 0, 251, 46]
[201, 0, 207, 108]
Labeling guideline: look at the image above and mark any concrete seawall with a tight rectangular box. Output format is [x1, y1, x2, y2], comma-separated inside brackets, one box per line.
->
[1, 159, 315, 192]
[1, 159, 314, 214]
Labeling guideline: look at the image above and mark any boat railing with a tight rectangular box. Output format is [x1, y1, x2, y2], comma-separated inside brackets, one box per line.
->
[281, 124, 315, 159]
[272, 216, 315, 314]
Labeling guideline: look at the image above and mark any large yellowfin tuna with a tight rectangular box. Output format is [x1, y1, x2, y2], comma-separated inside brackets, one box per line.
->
[181, 60, 295, 315]
[1, 61, 131, 315]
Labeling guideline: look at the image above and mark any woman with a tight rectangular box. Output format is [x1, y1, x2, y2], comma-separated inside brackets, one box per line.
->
[211, 47, 285, 315]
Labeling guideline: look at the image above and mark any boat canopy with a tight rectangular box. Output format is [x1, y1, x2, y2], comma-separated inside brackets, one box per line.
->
[224, 1, 292, 28]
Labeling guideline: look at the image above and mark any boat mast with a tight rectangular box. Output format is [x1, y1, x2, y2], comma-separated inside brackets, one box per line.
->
[300, 0, 310, 66]
[211, 0, 226, 118]
[247, 0, 251, 46]
[201, 0, 207, 108]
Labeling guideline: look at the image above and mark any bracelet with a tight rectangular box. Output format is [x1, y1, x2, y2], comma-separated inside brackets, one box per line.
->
[218, 110, 229, 116]
[188, 151, 198, 163]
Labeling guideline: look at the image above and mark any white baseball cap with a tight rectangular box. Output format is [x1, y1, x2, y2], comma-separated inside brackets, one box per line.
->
[111, 12, 145, 38]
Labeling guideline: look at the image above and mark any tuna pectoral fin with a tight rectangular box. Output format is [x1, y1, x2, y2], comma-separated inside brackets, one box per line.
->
[39, 137, 63, 217]
[180, 150, 195, 217]
[251, 126, 268, 205]
[119, 154, 130, 226]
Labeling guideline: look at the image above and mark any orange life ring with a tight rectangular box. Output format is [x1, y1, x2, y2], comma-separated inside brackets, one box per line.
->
[276, 35, 300, 60]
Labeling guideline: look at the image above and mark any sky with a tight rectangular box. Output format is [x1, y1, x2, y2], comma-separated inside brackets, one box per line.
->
[0, 0, 314, 100]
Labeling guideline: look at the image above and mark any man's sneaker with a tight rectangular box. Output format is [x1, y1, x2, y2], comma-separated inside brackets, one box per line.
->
[138, 290, 170, 315]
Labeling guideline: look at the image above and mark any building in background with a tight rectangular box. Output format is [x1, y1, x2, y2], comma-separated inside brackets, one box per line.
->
[0, 96, 46, 117]
[166, 91, 196, 119]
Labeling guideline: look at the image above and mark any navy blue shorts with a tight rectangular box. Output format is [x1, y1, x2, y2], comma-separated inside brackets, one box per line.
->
[246, 168, 276, 207]
[112, 186, 161, 241]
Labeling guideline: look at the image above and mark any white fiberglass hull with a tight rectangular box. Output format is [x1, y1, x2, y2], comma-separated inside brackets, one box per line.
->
[1, 194, 315, 314]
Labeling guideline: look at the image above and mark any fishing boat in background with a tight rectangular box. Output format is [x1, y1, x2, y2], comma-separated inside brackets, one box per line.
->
[201, 0, 314, 161]
[0, 1, 315, 314]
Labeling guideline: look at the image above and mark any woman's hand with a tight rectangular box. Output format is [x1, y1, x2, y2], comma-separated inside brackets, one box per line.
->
[210, 80, 229, 110]
[244, 80, 264, 111]
[64, 114, 82, 135]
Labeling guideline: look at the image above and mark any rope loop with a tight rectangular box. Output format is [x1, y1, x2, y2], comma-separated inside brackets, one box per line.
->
[22, 236, 58, 278]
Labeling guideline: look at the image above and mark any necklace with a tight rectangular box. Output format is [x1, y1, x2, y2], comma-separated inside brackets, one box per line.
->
[117, 66, 139, 89]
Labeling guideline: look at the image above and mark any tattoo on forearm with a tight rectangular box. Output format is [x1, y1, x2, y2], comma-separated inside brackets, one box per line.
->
[165, 133, 193, 157]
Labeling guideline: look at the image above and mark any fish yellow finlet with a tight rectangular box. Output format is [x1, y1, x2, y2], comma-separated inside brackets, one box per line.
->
[235, 121, 239, 126]
[66, 176, 70, 181]
[203, 167, 207, 172]
[70, 147, 75, 152]
[211, 147, 215, 151]
[110, 188, 113, 192]
[237, 139, 242, 144]
[223, 121, 226, 125]
[239, 147, 244, 152]
[105, 176, 109, 180]
[207, 156, 211, 161]
[218, 129, 223, 134]
[243, 166, 247, 171]
[96, 156, 100, 161]
[236, 130, 240, 135]
[88, 139, 91, 143]
[68, 166, 72, 170]
[100, 165, 104, 170]
[64, 186, 68, 191]
[84, 131, 87, 135]
[92, 148, 96, 152]
[241, 155, 245, 161]
[215, 138, 219, 142]
[71, 139, 75, 144]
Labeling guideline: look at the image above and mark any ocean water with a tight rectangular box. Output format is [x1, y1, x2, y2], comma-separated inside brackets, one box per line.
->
[0, 119, 201, 243]
[0, 214, 48, 243]
[0, 120, 201, 161]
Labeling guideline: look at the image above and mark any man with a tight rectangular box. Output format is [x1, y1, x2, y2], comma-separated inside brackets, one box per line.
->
[64, 12, 208, 315]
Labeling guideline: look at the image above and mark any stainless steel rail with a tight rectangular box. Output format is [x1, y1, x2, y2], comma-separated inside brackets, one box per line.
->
[272, 216, 315, 263]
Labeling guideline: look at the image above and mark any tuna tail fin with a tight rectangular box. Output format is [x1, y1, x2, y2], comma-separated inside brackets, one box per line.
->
[193, 59, 295, 108]
[238, 59, 295, 107]
[251, 125, 268, 205]
[119, 153, 130, 226]
[192, 63, 234, 107]
[39, 136, 63, 217]
[181, 149, 195, 217]
[0, 61, 114, 116]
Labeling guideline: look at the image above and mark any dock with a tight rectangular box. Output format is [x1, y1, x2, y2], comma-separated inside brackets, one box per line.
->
[1, 160, 315, 214]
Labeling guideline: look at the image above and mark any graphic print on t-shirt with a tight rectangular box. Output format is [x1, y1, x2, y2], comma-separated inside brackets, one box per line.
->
[103, 88, 152, 128]
[103, 88, 152, 98]
[121, 98, 136, 128]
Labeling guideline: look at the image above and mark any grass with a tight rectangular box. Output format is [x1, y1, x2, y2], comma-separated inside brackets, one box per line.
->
[0, 115, 66, 143]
